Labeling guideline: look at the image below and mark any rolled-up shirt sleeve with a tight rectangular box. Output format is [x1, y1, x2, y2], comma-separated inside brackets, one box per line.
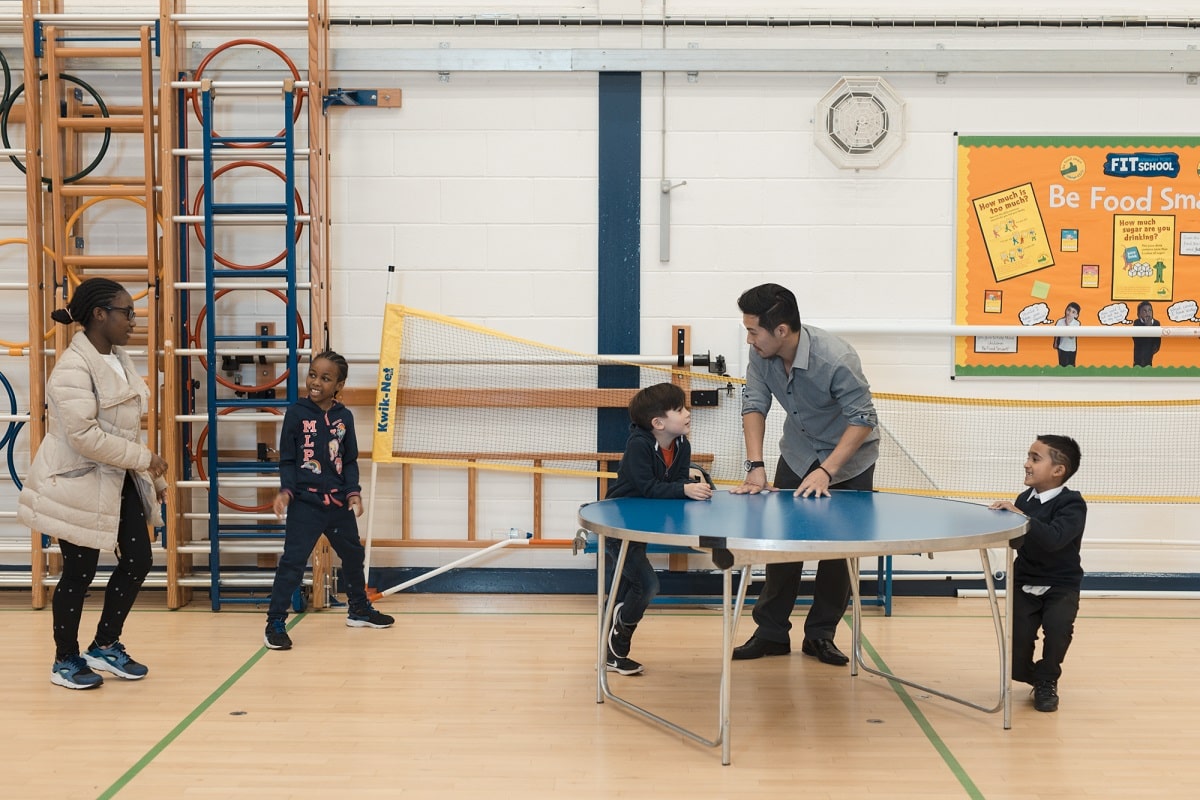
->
[830, 354, 878, 430]
[741, 348, 774, 417]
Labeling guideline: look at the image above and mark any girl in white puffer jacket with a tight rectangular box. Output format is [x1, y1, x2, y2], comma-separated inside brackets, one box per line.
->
[18, 278, 168, 689]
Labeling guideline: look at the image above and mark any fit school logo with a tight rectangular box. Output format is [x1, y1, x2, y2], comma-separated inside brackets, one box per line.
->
[1104, 152, 1179, 178]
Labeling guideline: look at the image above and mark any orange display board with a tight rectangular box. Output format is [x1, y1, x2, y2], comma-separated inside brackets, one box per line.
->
[955, 136, 1200, 376]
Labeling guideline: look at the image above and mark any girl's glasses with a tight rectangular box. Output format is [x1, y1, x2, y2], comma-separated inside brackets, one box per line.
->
[104, 305, 136, 321]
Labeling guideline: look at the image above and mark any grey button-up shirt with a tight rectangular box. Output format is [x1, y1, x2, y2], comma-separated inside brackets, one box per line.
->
[741, 325, 879, 482]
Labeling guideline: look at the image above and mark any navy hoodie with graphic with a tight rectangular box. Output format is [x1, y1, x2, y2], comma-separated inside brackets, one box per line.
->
[278, 397, 361, 509]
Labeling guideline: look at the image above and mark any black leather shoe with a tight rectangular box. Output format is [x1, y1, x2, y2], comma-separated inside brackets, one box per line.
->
[801, 637, 849, 666]
[732, 636, 790, 660]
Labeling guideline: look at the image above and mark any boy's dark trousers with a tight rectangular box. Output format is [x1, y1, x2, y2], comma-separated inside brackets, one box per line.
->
[267, 499, 369, 619]
[1011, 585, 1080, 684]
[749, 459, 875, 644]
[604, 539, 659, 627]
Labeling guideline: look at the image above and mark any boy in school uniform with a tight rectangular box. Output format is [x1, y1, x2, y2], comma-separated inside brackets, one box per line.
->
[990, 435, 1087, 712]
[603, 383, 713, 675]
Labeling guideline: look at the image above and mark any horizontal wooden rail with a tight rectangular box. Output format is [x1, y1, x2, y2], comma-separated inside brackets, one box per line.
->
[59, 184, 155, 198]
[57, 117, 149, 132]
[346, 378, 713, 556]
[52, 46, 145, 59]
[62, 254, 150, 267]
[392, 450, 660, 463]
[372, 452, 714, 545]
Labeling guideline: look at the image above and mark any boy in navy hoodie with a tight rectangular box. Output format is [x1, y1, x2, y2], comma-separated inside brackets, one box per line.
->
[990, 435, 1086, 712]
[264, 351, 394, 650]
[604, 383, 713, 675]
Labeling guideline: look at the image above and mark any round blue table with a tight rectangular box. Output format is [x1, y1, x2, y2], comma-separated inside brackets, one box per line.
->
[578, 490, 1027, 764]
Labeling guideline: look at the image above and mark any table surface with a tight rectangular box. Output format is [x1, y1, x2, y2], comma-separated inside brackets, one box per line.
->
[578, 490, 1027, 558]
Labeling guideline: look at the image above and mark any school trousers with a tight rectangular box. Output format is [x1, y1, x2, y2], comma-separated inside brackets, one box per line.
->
[1011, 584, 1080, 684]
[266, 499, 369, 620]
[748, 459, 875, 644]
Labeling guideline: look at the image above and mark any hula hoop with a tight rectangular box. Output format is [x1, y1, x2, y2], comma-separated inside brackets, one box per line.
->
[191, 160, 306, 269]
[0, 238, 62, 347]
[1, 73, 112, 184]
[0, 369, 25, 489]
[60, 195, 165, 289]
[189, 38, 305, 148]
[192, 406, 282, 513]
[190, 287, 308, 393]
[61, 269, 152, 307]
[0, 48, 10, 111]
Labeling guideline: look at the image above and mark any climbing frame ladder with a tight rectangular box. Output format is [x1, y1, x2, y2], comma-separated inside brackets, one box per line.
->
[19, 4, 163, 608]
[190, 82, 304, 610]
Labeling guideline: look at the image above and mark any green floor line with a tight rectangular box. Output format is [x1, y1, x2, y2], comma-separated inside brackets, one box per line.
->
[97, 614, 305, 800]
[857, 632, 985, 800]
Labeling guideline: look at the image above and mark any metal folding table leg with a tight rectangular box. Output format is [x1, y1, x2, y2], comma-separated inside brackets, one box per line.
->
[595, 534, 751, 765]
[848, 548, 1014, 725]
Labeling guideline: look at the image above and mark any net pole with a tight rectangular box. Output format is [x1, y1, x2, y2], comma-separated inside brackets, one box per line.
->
[374, 538, 529, 598]
[364, 460, 380, 584]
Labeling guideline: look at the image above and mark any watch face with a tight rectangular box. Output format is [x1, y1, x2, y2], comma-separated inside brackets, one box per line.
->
[827, 92, 890, 154]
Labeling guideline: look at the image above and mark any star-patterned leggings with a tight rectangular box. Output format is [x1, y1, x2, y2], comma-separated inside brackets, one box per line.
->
[53, 473, 153, 660]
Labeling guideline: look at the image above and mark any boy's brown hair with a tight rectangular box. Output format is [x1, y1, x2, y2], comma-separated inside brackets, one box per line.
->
[628, 383, 687, 431]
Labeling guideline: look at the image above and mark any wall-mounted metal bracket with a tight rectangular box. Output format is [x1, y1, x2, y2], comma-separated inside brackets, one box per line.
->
[659, 179, 688, 262]
[323, 88, 403, 112]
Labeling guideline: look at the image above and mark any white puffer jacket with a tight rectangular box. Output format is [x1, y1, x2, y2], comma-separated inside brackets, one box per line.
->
[18, 331, 166, 551]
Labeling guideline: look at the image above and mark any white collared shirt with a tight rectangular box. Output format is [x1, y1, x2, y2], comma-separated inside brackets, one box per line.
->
[1023, 484, 1065, 595]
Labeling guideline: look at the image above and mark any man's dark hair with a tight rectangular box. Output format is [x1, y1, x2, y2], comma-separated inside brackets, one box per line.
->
[737, 283, 801, 332]
[1038, 434, 1081, 482]
[628, 382, 687, 431]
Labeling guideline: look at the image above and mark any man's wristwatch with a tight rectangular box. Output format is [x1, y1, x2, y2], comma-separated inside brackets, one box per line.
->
[744, 460, 766, 473]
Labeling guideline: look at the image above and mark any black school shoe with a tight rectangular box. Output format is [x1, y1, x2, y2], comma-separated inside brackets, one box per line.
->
[1033, 680, 1059, 712]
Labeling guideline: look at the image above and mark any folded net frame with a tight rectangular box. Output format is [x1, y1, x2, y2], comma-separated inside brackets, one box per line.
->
[371, 305, 1200, 504]
[361, 306, 1199, 595]
[874, 394, 1200, 504]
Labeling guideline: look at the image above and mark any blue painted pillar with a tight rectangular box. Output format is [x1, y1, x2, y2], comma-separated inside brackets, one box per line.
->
[597, 72, 641, 454]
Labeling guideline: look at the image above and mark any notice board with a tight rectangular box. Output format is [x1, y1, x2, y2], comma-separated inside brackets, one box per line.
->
[955, 135, 1200, 376]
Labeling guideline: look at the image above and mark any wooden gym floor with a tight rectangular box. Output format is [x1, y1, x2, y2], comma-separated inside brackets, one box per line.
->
[3, 591, 1198, 799]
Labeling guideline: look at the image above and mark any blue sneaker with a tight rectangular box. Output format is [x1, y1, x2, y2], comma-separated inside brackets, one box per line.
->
[83, 641, 149, 680]
[346, 606, 394, 628]
[51, 655, 104, 690]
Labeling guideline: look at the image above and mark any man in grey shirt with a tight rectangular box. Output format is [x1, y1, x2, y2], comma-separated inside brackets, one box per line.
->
[731, 284, 880, 666]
